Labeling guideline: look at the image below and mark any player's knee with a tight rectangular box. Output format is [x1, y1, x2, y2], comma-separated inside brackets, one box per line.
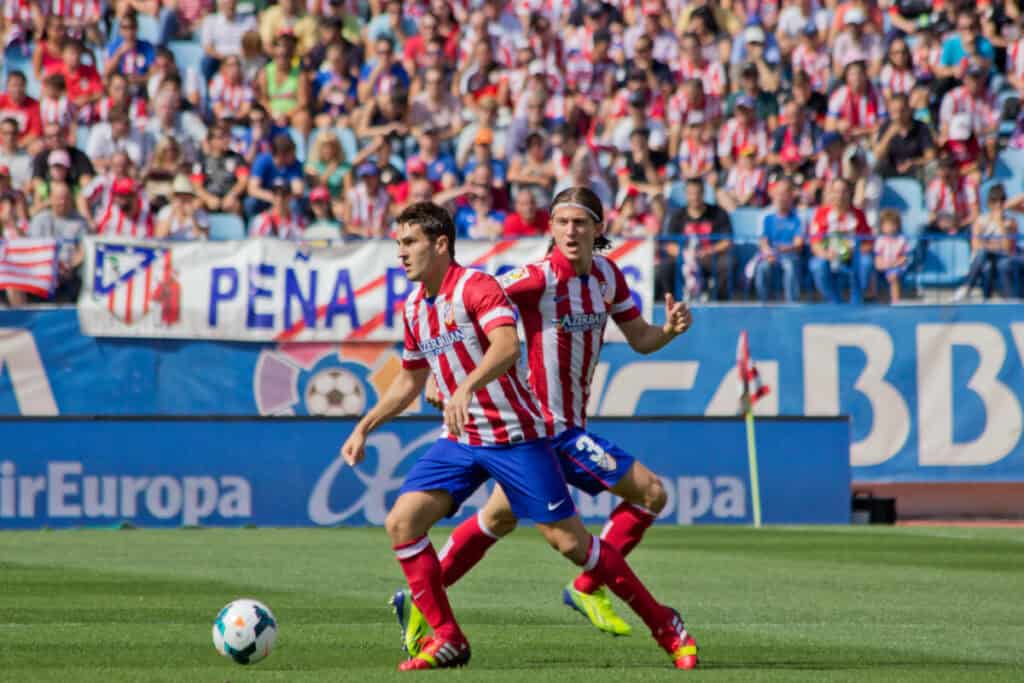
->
[644, 477, 668, 514]
[482, 508, 517, 537]
[385, 509, 415, 545]
[547, 533, 587, 565]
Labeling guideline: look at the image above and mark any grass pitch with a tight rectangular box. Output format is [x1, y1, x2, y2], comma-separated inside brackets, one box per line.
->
[1, 526, 1022, 682]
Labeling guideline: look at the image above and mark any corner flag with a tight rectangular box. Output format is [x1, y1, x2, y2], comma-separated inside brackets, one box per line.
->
[736, 330, 770, 528]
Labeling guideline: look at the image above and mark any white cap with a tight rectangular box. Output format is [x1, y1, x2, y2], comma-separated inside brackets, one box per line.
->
[744, 25, 766, 44]
[844, 7, 865, 25]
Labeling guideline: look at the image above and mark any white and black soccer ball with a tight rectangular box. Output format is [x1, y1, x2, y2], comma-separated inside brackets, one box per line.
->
[212, 598, 278, 665]
[304, 367, 366, 416]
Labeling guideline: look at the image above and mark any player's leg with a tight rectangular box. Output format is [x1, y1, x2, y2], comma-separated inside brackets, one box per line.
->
[555, 428, 669, 635]
[438, 484, 518, 588]
[386, 439, 485, 670]
[484, 440, 698, 669]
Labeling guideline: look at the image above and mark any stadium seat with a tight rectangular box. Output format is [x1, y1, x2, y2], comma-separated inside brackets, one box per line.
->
[137, 14, 161, 44]
[913, 238, 971, 288]
[880, 178, 924, 212]
[993, 148, 1024, 192]
[665, 180, 716, 210]
[730, 207, 763, 243]
[208, 213, 247, 241]
[334, 126, 359, 162]
[168, 41, 204, 76]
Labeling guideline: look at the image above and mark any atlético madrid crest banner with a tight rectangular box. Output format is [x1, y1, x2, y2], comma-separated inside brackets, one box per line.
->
[77, 238, 654, 342]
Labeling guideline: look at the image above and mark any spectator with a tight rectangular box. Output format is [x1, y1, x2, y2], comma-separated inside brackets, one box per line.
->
[246, 133, 305, 218]
[155, 0, 214, 46]
[718, 145, 767, 212]
[461, 128, 506, 184]
[86, 105, 151, 173]
[507, 130, 555, 198]
[668, 79, 721, 156]
[251, 177, 308, 239]
[410, 66, 462, 140]
[661, 177, 733, 302]
[753, 177, 804, 303]
[239, 30, 268, 84]
[503, 189, 548, 238]
[842, 146, 882, 229]
[232, 105, 275, 164]
[358, 36, 410, 102]
[0, 188, 28, 240]
[454, 183, 505, 239]
[366, 0, 417, 49]
[306, 185, 343, 239]
[611, 88, 668, 153]
[39, 73, 75, 144]
[938, 8, 994, 82]
[608, 186, 661, 238]
[617, 127, 665, 194]
[343, 161, 391, 237]
[942, 112, 985, 185]
[16, 183, 84, 302]
[306, 130, 351, 201]
[790, 25, 830, 97]
[142, 136, 183, 212]
[956, 183, 1022, 301]
[354, 88, 410, 146]
[872, 92, 935, 179]
[79, 151, 134, 226]
[145, 83, 206, 163]
[209, 55, 255, 123]
[257, 29, 311, 136]
[156, 175, 210, 240]
[105, 12, 156, 88]
[808, 178, 874, 304]
[32, 14, 67, 82]
[731, 35, 779, 97]
[0, 72, 42, 149]
[938, 61, 998, 163]
[96, 72, 149, 131]
[831, 9, 883, 78]
[94, 176, 155, 238]
[770, 98, 821, 167]
[717, 95, 769, 170]
[926, 155, 979, 236]
[826, 57, 885, 143]
[302, 15, 351, 73]
[30, 122, 94, 190]
[194, 123, 247, 215]
[0, 117, 32, 191]
[675, 112, 717, 183]
[678, 32, 726, 99]
[873, 209, 910, 304]
[259, 0, 317, 54]
[879, 37, 915, 99]
[199, 0, 257, 81]
[312, 42, 357, 129]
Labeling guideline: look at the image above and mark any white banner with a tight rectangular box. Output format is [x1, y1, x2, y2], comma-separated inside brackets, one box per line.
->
[77, 238, 654, 342]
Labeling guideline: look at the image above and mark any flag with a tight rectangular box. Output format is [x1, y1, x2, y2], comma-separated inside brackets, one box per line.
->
[0, 239, 59, 298]
[736, 330, 769, 410]
[92, 243, 173, 324]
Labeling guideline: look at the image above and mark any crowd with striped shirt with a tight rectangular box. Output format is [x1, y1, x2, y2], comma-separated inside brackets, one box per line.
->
[2, 0, 1024, 305]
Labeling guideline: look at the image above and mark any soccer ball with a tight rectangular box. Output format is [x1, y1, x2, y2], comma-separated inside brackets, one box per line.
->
[305, 367, 366, 416]
[212, 598, 278, 665]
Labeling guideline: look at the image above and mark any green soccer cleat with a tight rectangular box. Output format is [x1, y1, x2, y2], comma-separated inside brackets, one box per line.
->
[390, 590, 429, 658]
[562, 584, 633, 636]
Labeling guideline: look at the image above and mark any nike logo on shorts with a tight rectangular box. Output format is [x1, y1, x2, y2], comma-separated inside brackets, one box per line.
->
[547, 499, 566, 511]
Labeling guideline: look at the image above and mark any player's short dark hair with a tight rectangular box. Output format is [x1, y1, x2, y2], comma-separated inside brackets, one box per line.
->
[396, 202, 456, 258]
[550, 186, 611, 252]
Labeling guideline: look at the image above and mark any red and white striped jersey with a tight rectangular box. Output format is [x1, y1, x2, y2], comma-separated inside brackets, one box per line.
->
[790, 44, 831, 93]
[926, 177, 979, 221]
[95, 95, 149, 129]
[40, 95, 75, 130]
[939, 86, 999, 135]
[499, 248, 641, 434]
[666, 89, 721, 127]
[873, 234, 908, 269]
[814, 153, 842, 185]
[2, 0, 39, 27]
[96, 202, 155, 239]
[48, 0, 101, 20]
[402, 263, 546, 446]
[827, 85, 885, 129]
[878, 64, 914, 96]
[346, 183, 391, 236]
[250, 210, 307, 240]
[82, 173, 116, 220]
[717, 117, 769, 160]
[676, 59, 727, 98]
[676, 136, 716, 178]
[725, 165, 766, 205]
[1008, 38, 1024, 84]
[209, 75, 254, 119]
[808, 205, 871, 244]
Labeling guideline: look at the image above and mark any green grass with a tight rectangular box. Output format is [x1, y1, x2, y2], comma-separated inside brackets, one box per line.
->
[1, 526, 1023, 682]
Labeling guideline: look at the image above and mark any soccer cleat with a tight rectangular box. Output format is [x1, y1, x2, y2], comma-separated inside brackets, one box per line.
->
[397, 634, 471, 671]
[562, 584, 633, 636]
[654, 608, 699, 670]
[389, 590, 429, 658]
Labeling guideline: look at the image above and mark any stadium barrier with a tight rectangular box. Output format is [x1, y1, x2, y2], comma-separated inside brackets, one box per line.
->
[2, 303, 1023, 486]
[0, 416, 850, 529]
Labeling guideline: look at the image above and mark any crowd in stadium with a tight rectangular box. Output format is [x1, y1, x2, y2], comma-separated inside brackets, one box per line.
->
[2, 0, 1024, 305]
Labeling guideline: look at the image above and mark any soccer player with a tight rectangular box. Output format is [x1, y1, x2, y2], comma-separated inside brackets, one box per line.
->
[341, 202, 695, 671]
[392, 188, 698, 665]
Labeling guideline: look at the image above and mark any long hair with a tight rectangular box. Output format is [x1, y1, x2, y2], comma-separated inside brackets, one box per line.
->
[549, 186, 612, 252]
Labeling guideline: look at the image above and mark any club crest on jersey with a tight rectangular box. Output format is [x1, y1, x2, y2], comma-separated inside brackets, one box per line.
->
[440, 302, 457, 329]
[599, 279, 613, 304]
[552, 312, 606, 332]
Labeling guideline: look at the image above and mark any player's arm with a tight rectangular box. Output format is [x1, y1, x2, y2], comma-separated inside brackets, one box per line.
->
[445, 323, 520, 437]
[341, 365, 430, 465]
[617, 293, 692, 354]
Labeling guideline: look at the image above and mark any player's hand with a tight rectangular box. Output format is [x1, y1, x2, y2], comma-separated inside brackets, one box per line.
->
[444, 387, 472, 438]
[663, 293, 692, 337]
[424, 375, 444, 410]
[340, 430, 367, 466]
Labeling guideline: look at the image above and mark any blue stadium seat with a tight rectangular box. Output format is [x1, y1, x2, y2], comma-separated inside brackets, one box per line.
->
[993, 148, 1024, 192]
[730, 207, 764, 243]
[137, 14, 161, 44]
[913, 238, 971, 288]
[208, 213, 246, 241]
[168, 41, 204, 75]
[665, 180, 716, 210]
[2, 45, 37, 97]
[880, 178, 924, 212]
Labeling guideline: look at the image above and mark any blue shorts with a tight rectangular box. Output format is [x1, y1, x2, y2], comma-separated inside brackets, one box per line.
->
[399, 437, 577, 523]
[552, 427, 637, 496]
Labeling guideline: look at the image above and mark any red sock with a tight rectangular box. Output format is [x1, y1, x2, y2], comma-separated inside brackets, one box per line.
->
[395, 536, 463, 640]
[574, 502, 656, 594]
[439, 512, 500, 588]
[582, 535, 669, 634]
